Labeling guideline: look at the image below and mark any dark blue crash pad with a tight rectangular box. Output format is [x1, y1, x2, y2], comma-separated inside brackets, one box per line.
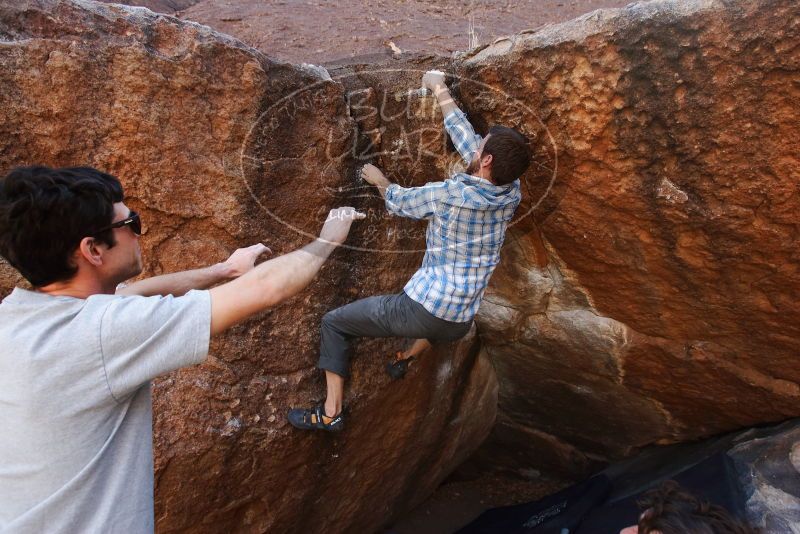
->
[459, 451, 746, 533]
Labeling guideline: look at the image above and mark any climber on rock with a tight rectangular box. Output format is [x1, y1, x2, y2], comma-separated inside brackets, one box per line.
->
[0, 165, 364, 532]
[288, 70, 531, 432]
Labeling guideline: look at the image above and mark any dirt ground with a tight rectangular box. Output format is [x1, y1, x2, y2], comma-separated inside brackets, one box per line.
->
[106, 0, 631, 64]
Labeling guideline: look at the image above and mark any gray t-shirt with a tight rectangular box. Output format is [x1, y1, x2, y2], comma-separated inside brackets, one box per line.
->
[0, 287, 211, 533]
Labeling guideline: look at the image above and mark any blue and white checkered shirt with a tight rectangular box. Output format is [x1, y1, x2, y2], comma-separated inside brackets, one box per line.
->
[384, 109, 522, 323]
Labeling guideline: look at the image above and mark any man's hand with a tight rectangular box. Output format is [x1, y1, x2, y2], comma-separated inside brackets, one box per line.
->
[359, 164, 392, 198]
[220, 244, 272, 278]
[360, 164, 389, 187]
[320, 207, 367, 245]
[422, 70, 458, 117]
[422, 70, 447, 93]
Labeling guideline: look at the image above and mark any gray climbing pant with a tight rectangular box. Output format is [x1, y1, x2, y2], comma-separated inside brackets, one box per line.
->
[317, 292, 473, 378]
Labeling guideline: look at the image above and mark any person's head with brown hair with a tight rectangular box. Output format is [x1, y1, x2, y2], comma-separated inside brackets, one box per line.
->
[0, 166, 142, 294]
[619, 481, 758, 534]
[464, 126, 531, 186]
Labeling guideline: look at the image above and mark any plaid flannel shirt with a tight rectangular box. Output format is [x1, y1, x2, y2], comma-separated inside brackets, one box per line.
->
[384, 108, 522, 322]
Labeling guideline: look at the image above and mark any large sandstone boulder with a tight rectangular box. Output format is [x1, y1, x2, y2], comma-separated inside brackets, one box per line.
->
[325, 0, 800, 490]
[449, 0, 800, 480]
[0, 1, 497, 532]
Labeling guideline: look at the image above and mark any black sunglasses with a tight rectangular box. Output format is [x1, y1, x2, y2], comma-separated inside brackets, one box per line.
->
[94, 211, 142, 236]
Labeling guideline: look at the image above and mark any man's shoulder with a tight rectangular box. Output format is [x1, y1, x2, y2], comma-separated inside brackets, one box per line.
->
[444, 174, 468, 187]
[96, 290, 210, 319]
[441, 175, 471, 196]
[0, 287, 106, 318]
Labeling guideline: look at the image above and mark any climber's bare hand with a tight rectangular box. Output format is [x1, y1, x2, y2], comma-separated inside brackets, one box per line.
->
[320, 207, 366, 245]
[360, 164, 390, 187]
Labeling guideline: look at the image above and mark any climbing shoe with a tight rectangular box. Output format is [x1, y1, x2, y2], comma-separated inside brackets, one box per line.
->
[385, 352, 415, 380]
[287, 403, 344, 432]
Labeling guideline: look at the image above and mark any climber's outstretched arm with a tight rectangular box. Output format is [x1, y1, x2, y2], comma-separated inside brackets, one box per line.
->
[422, 70, 460, 117]
[360, 163, 445, 221]
[422, 71, 483, 165]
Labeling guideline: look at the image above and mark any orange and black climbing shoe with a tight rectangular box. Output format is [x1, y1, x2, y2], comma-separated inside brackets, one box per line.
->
[385, 352, 415, 380]
[287, 403, 344, 432]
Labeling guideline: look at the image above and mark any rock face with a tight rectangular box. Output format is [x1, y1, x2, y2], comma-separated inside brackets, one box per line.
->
[730, 420, 800, 532]
[452, 0, 800, 480]
[0, 1, 496, 532]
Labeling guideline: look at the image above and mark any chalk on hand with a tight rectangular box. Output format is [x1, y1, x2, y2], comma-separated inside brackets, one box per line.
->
[394, 71, 444, 101]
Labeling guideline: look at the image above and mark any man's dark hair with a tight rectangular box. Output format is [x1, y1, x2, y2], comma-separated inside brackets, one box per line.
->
[483, 125, 532, 186]
[0, 166, 124, 287]
[637, 481, 757, 534]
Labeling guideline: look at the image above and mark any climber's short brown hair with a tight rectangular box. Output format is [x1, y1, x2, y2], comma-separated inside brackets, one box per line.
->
[483, 126, 531, 186]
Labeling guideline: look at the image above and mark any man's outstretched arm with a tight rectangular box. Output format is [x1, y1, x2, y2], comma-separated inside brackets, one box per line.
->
[422, 71, 483, 165]
[208, 207, 364, 336]
[360, 164, 444, 220]
[116, 244, 271, 297]
[422, 70, 460, 117]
